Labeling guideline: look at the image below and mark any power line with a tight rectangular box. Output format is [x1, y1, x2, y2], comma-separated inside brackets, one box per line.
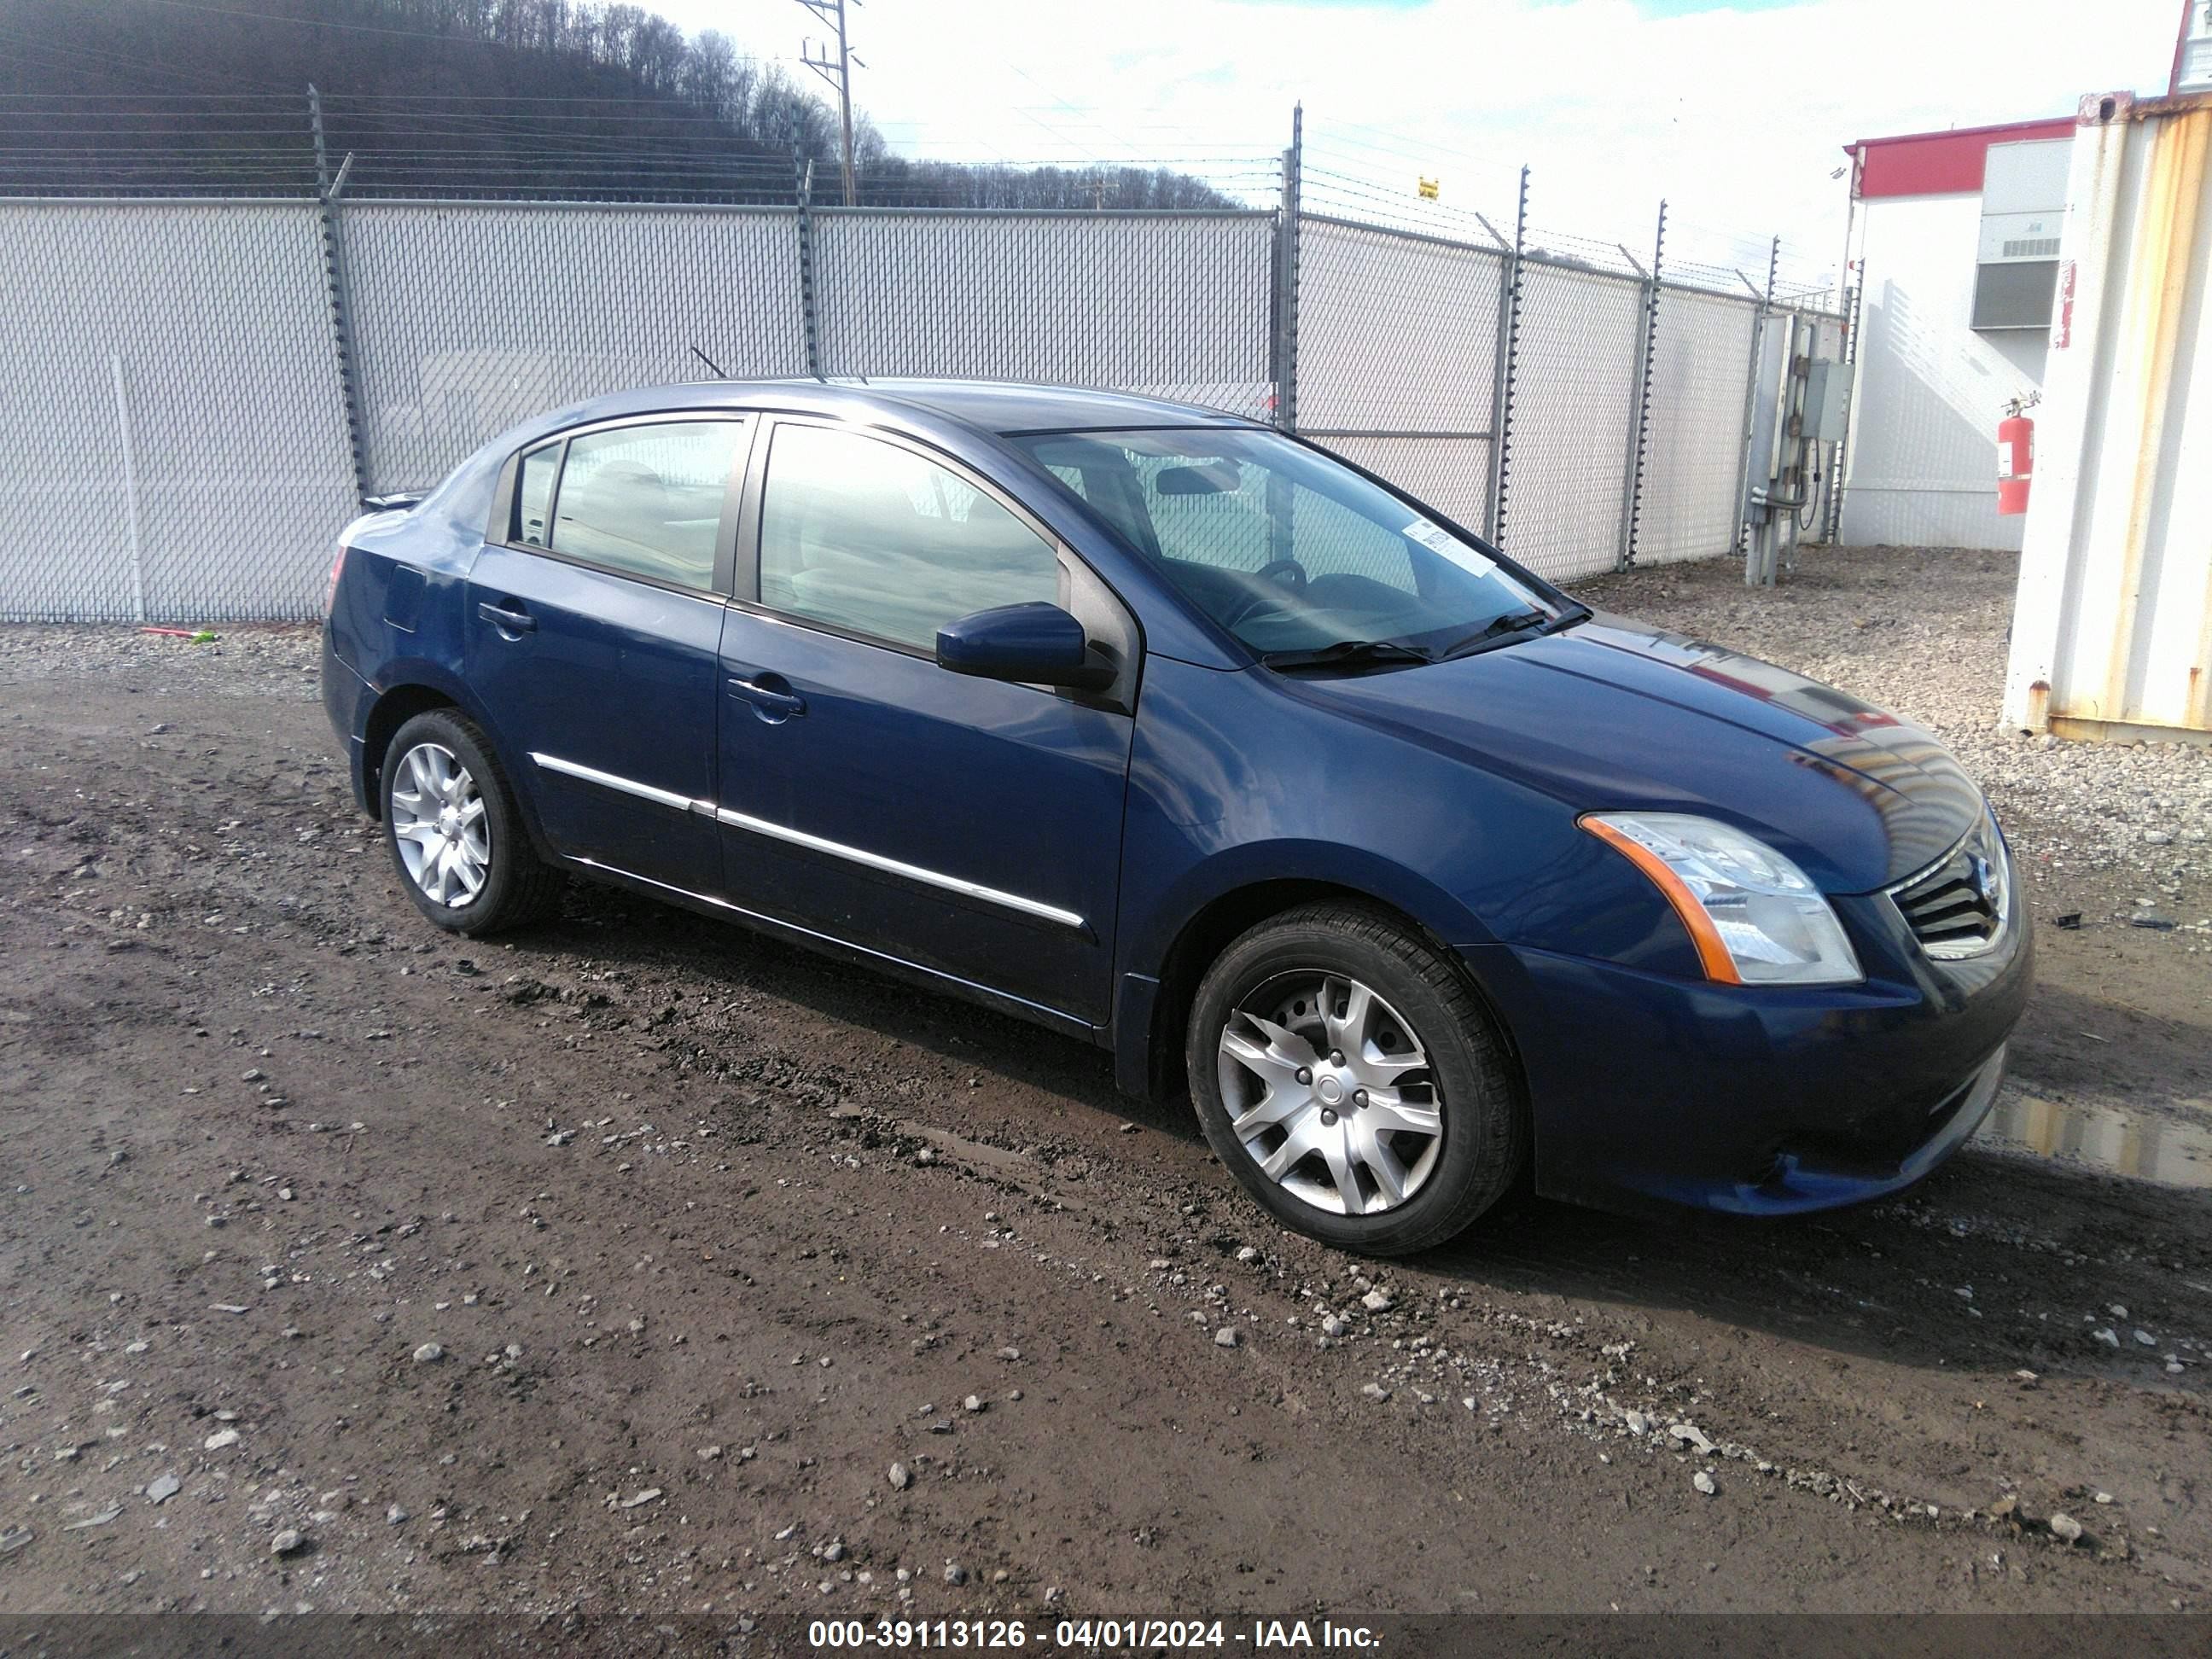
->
[792, 0, 858, 207]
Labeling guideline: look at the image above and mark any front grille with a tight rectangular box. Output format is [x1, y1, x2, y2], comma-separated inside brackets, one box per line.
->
[1889, 812, 2011, 959]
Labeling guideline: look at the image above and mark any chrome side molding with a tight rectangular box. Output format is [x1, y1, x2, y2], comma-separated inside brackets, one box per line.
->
[713, 806, 1086, 931]
[529, 751, 701, 814]
[528, 751, 1086, 933]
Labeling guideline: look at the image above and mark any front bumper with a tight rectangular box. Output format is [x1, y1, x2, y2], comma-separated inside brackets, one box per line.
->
[1464, 885, 2033, 1217]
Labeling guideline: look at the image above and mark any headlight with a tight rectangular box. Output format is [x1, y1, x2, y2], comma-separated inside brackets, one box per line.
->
[1581, 812, 1863, 987]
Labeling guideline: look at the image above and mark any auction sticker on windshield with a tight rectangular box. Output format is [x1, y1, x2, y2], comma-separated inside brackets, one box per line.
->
[1403, 517, 1496, 576]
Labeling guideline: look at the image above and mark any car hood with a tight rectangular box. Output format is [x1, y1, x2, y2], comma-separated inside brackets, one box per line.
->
[1295, 613, 1983, 894]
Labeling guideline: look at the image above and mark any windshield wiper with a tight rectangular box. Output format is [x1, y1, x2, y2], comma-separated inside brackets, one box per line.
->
[1259, 639, 1438, 672]
[1438, 605, 1583, 660]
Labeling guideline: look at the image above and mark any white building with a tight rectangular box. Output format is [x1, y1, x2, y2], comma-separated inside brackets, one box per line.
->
[1839, 116, 2074, 550]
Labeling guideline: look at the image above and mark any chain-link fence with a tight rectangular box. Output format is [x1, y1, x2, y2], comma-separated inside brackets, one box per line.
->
[0, 143, 1842, 621]
[1490, 260, 1644, 583]
[1293, 216, 1505, 539]
[814, 209, 1275, 416]
[341, 201, 808, 495]
[1639, 288, 1762, 567]
[0, 200, 358, 621]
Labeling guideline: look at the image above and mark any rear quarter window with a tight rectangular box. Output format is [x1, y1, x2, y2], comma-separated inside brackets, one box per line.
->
[514, 442, 558, 547]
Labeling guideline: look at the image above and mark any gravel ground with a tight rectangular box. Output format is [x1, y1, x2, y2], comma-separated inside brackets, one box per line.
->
[1, 544, 2209, 1626]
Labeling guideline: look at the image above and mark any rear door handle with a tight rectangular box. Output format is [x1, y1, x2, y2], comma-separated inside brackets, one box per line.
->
[477, 600, 537, 636]
[726, 674, 805, 721]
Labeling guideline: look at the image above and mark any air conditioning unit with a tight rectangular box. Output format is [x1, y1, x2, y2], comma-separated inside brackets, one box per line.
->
[1972, 139, 2070, 330]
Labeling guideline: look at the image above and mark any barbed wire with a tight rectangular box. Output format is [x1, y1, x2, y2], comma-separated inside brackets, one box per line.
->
[0, 91, 1848, 307]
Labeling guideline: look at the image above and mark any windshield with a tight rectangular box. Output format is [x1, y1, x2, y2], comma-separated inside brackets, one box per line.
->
[1011, 427, 1562, 663]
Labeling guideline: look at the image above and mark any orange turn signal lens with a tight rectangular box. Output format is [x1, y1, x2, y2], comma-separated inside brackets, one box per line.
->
[1580, 816, 1743, 986]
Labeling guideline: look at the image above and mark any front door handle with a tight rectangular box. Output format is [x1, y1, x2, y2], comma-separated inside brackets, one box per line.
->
[477, 599, 537, 637]
[727, 674, 806, 722]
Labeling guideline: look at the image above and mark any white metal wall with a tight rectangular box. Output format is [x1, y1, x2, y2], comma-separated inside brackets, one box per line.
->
[0, 201, 357, 622]
[813, 210, 1275, 418]
[2005, 94, 2212, 739]
[1842, 191, 2047, 551]
[340, 201, 808, 495]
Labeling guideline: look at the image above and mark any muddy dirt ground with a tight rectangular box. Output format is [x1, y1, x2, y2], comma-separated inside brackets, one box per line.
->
[2, 544, 2209, 1624]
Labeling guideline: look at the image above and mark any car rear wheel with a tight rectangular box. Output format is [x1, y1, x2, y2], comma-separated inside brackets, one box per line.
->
[1186, 901, 1524, 1256]
[381, 709, 562, 934]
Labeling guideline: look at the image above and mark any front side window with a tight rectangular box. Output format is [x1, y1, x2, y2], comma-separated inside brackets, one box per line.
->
[1015, 428, 1558, 663]
[759, 423, 1061, 651]
[546, 420, 744, 589]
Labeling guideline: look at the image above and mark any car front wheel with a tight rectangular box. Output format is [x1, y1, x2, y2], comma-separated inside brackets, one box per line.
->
[1186, 901, 1524, 1255]
[380, 708, 562, 934]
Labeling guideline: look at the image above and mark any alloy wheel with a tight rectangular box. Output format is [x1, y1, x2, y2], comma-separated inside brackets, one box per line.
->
[1215, 971, 1443, 1217]
[388, 741, 491, 909]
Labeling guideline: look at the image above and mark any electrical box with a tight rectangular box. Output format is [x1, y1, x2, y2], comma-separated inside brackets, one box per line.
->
[1802, 358, 1851, 440]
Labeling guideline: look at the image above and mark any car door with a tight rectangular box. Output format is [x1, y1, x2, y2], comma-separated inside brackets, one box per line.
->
[465, 413, 749, 895]
[715, 417, 1139, 1030]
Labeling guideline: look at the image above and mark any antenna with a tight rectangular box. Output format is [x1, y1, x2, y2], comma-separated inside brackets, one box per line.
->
[689, 345, 731, 379]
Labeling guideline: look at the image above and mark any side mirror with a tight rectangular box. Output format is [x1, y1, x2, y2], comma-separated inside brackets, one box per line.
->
[936, 602, 1108, 690]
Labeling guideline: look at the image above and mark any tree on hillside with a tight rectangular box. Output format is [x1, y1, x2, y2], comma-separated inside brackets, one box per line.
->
[0, 0, 1236, 207]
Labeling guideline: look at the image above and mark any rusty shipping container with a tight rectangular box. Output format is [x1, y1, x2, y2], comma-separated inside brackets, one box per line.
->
[2004, 89, 2212, 742]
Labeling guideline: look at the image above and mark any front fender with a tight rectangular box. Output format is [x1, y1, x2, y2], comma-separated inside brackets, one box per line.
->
[1116, 658, 1703, 981]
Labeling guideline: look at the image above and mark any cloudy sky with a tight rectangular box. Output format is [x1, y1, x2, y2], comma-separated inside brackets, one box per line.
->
[657, 0, 2184, 287]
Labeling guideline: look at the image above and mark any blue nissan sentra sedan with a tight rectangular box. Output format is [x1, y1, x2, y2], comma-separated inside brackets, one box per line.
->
[322, 380, 2030, 1254]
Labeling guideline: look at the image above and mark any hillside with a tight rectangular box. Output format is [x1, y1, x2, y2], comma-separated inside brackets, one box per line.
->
[0, 0, 1232, 207]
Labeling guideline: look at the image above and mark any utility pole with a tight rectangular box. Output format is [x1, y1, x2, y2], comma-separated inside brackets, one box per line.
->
[794, 0, 859, 207]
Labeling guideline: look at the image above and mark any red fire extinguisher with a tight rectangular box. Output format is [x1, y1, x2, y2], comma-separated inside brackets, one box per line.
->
[1997, 391, 2039, 515]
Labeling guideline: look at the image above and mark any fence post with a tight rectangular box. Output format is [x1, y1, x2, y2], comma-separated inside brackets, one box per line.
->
[1272, 103, 1302, 433]
[794, 154, 824, 378]
[1615, 200, 1667, 571]
[1485, 165, 1528, 546]
[1823, 281, 1860, 544]
[1733, 236, 1779, 584]
[308, 84, 369, 504]
[111, 354, 147, 623]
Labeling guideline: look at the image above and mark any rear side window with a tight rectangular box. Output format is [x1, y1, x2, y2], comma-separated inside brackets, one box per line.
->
[758, 423, 1061, 651]
[514, 442, 558, 547]
[545, 420, 745, 590]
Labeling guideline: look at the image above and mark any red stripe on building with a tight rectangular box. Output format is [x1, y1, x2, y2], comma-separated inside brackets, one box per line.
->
[1848, 117, 2075, 199]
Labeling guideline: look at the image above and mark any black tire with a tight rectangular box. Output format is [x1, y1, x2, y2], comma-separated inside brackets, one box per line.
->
[1185, 900, 1524, 1256]
[379, 708, 563, 935]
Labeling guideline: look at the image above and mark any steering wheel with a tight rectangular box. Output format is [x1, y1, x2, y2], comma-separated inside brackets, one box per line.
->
[1253, 557, 1308, 591]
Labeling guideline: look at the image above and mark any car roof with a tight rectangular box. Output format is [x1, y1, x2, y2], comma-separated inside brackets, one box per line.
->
[850, 379, 1264, 434]
[549, 378, 1266, 439]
